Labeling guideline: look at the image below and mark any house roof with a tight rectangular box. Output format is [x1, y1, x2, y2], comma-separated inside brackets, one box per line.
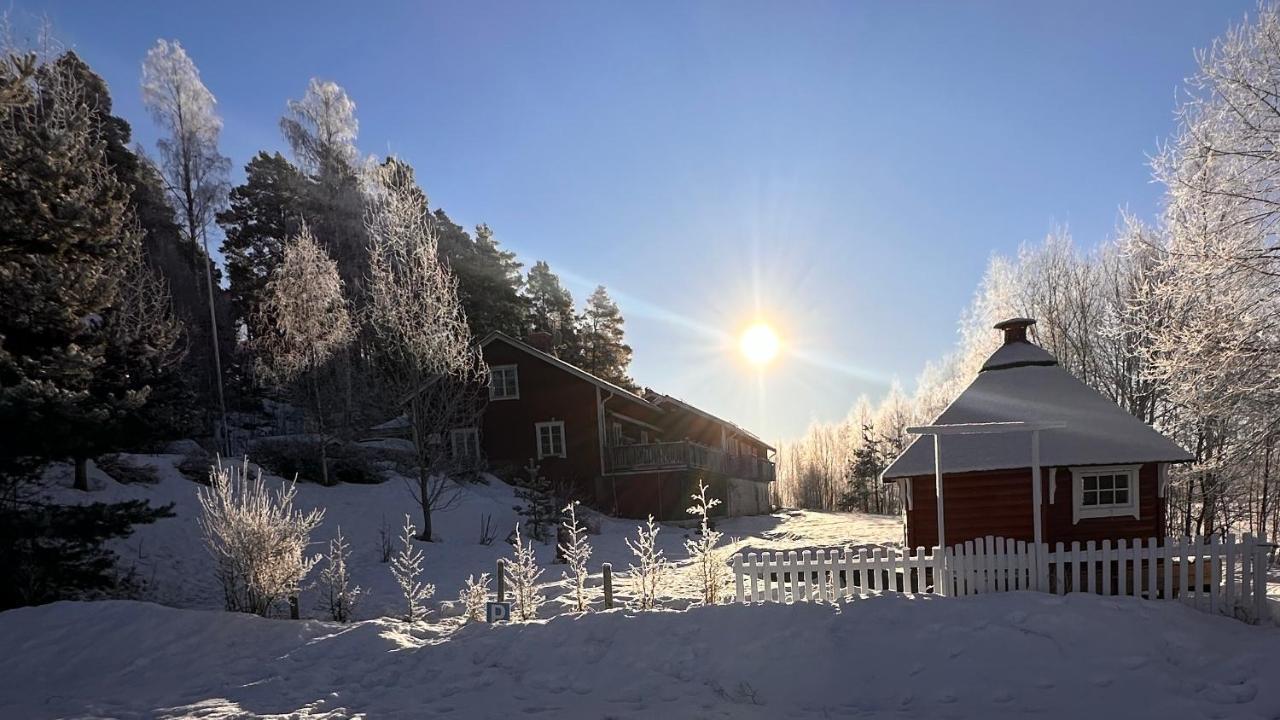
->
[881, 340, 1194, 480]
[644, 391, 775, 451]
[478, 331, 660, 411]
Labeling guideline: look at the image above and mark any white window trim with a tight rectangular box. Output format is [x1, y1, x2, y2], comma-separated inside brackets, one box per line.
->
[489, 364, 520, 401]
[1071, 464, 1140, 524]
[450, 427, 479, 458]
[535, 420, 566, 459]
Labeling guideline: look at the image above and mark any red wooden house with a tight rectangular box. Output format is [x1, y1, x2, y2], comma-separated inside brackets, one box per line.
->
[881, 318, 1193, 551]
[474, 331, 775, 520]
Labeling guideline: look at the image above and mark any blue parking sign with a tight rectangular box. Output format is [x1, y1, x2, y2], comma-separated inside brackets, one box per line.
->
[486, 601, 511, 623]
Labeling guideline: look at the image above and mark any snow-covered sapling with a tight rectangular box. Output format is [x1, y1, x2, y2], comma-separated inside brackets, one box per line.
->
[390, 514, 435, 622]
[625, 514, 669, 610]
[508, 524, 545, 621]
[458, 573, 491, 622]
[559, 501, 593, 612]
[319, 526, 362, 622]
[685, 480, 728, 605]
[197, 457, 325, 617]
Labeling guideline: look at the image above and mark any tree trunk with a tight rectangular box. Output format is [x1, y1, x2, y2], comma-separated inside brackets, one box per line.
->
[73, 457, 88, 491]
[418, 464, 434, 542]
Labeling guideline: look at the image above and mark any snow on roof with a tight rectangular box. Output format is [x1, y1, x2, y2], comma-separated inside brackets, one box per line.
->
[883, 342, 1193, 480]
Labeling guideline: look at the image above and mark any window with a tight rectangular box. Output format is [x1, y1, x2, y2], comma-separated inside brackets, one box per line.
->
[611, 421, 623, 447]
[489, 365, 519, 400]
[450, 428, 480, 459]
[640, 430, 650, 445]
[536, 421, 566, 459]
[1071, 465, 1140, 523]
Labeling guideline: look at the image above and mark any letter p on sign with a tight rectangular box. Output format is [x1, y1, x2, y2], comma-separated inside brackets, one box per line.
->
[486, 601, 511, 623]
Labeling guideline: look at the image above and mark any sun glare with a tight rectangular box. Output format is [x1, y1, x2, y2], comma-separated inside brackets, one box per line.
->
[740, 323, 780, 366]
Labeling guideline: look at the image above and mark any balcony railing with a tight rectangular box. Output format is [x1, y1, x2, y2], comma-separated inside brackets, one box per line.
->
[605, 440, 776, 482]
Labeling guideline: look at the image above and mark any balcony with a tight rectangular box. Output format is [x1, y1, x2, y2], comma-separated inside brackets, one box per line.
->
[604, 440, 776, 482]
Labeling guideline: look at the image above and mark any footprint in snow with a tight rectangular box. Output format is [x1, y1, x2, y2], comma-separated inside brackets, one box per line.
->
[1120, 655, 1149, 670]
[991, 689, 1015, 704]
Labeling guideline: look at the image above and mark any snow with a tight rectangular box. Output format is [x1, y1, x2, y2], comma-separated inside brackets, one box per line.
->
[980, 339, 1057, 370]
[884, 344, 1194, 479]
[3, 592, 1279, 719]
[40, 452, 904, 618]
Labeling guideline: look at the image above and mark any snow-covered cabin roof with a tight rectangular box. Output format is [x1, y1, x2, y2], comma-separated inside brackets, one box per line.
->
[882, 321, 1193, 480]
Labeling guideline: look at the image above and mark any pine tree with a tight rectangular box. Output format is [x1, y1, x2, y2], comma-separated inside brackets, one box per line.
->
[0, 47, 174, 608]
[435, 215, 527, 339]
[218, 152, 306, 337]
[524, 261, 579, 360]
[578, 285, 634, 389]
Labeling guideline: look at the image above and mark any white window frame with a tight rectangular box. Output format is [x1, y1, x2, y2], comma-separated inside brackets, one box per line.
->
[450, 427, 480, 459]
[1071, 464, 1140, 524]
[535, 420, 566, 459]
[489, 364, 520, 401]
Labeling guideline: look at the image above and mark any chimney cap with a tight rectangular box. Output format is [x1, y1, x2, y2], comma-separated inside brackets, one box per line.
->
[993, 317, 1036, 332]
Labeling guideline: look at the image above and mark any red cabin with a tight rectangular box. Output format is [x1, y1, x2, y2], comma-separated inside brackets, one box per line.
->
[881, 318, 1193, 551]
[476, 332, 775, 520]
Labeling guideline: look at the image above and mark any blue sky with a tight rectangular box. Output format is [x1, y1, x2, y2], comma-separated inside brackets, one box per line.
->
[23, 0, 1257, 443]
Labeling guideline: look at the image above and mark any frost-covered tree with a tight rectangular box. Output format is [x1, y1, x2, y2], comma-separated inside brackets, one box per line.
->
[319, 526, 360, 622]
[389, 514, 435, 622]
[507, 524, 545, 621]
[140, 39, 231, 451]
[257, 223, 354, 485]
[558, 502, 592, 612]
[458, 572, 491, 623]
[684, 481, 727, 605]
[365, 157, 488, 541]
[280, 78, 359, 175]
[577, 285, 634, 389]
[625, 515, 668, 610]
[197, 458, 325, 616]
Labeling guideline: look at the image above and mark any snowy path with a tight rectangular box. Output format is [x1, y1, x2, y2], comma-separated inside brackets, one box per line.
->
[2, 593, 1278, 719]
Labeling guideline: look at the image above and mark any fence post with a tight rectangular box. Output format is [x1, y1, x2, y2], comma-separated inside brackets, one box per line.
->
[733, 554, 745, 603]
[289, 595, 299, 620]
[496, 558, 506, 603]
[603, 562, 614, 609]
[1254, 544, 1269, 624]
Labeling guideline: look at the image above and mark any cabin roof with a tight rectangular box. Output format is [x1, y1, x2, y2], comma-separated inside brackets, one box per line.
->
[644, 391, 775, 451]
[882, 341, 1193, 480]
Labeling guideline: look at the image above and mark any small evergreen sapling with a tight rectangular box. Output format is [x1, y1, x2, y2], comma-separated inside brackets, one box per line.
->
[319, 526, 361, 622]
[559, 502, 593, 612]
[625, 515, 669, 610]
[685, 481, 728, 605]
[458, 573, 491, 622]
[508, 524, 545, 621]
[390, 514, 435, 622]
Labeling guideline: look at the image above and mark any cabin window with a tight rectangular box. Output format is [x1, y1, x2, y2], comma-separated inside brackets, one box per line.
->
[610, 421, 623, 446]
[1071, 465, 1140, 523]
[450, 428, 480, 459]
[640, 430, 650, 444]
[489, 365, 519, 400]
[536, 421, 566, 459]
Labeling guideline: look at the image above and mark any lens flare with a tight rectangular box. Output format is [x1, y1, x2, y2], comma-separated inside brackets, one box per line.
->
[740, 323, 780, 366]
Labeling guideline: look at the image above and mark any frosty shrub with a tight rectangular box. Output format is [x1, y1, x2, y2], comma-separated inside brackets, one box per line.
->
[508, 524, 545, 621]
[458, 573, 491, 622]
[390, 514, 435, 622]
[197, 457, 325, 617]
[625, 515, 669, 610]
[559, 502, 593, 612]
[319, 526, 361, 622]
[685, 481, 728, 605]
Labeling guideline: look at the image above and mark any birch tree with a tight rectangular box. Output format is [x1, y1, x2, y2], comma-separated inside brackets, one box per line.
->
[257, 223, 354, 485]
[140, 39, 231, 452]
[365, 157, 488, 541]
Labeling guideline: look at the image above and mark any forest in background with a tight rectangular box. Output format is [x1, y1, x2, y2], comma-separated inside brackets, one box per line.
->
[776, 6, 1280, 550]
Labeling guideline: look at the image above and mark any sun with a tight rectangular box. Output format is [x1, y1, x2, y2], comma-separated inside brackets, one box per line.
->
[739, 322, 780, 366]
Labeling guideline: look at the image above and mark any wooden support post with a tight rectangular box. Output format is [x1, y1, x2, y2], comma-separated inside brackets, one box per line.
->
[496, 558, 506, 603]
[289, 595, 299, 620]
[603, 562, 614, 609]
[933, 434, 945, 551]
[1031, 430, 1044, 591]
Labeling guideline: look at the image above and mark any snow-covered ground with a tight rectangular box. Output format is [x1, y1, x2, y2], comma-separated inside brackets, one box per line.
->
[40, 451, 903, 618]
[4, 592, 1279, 719]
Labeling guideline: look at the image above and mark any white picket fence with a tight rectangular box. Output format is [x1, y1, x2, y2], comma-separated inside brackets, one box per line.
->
[732, 534, 1274, 623]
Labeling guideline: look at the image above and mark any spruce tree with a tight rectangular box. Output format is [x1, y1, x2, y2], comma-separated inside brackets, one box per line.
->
[525, 261, 580, 360]
[218, 151, 306, 337]
[578, 286, 635, 389]
[435, 215, 527, 339]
